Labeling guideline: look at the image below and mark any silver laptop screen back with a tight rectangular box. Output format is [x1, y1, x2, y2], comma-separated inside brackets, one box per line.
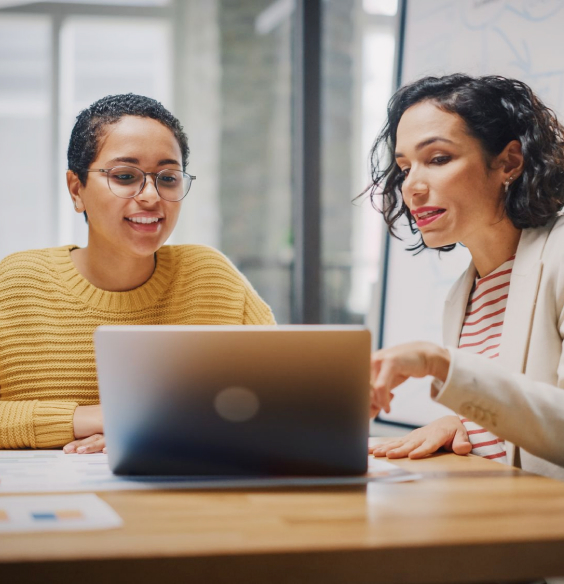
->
[95, 325, 371, 476]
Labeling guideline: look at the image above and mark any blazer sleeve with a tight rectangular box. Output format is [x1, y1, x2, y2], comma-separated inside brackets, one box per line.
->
[431, 348, 564, 467]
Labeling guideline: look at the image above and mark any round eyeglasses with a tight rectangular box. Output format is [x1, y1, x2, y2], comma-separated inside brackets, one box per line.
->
[83, 166, 196, 202]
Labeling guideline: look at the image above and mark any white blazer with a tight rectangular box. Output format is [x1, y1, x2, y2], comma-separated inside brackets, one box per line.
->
[433, 215, 564, 480]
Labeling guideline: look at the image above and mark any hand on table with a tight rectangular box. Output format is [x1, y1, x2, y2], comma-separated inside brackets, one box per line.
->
[371, 341, 450, 414]
[370, 415, 472, 459]
[63, 404, 106, 454]
[63, 433, 106, 454]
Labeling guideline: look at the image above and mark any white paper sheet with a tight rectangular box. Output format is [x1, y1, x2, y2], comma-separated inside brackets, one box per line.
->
[0, 493, 122, 533]
[0, 451, 421, 494]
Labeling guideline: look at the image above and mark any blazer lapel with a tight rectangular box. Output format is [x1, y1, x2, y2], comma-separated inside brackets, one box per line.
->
[499, 229, 548, 374]
[499, 225, 551, 465]
[443, 262, 476, 347]
[443, 223, 553, 364]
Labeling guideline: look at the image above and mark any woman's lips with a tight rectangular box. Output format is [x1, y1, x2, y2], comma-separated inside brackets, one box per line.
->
[414, 209, 446, 228]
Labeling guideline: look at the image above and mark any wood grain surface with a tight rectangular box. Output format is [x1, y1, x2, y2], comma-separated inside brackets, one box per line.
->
[1, 450, 564, 584]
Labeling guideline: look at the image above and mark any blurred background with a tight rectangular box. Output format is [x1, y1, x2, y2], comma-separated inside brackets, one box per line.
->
[4, 0, 560, 430]
[0, 0, 400, 328]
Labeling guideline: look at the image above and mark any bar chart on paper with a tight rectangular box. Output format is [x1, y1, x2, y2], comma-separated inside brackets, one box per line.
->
[0, 494, 122, 533]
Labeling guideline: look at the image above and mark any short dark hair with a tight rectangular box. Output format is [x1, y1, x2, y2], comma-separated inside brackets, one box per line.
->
[67, 93, 189, 186]
[368, 74, 564, 252]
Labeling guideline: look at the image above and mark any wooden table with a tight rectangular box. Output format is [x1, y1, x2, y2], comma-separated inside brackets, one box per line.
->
[1, 451, 564, 584]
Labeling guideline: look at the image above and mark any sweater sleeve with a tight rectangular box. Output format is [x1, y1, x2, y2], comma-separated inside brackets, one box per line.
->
[0, 398, 78, 449]
[243, 283, 276, 325]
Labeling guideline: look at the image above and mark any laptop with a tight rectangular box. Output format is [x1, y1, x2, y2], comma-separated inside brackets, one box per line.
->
[94, 325, 371, 477]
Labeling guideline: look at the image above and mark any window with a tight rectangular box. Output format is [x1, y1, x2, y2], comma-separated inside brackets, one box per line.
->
[0, 15, 52, 257]
[321, 0, 397, 326]
[0, 0, 399, 328]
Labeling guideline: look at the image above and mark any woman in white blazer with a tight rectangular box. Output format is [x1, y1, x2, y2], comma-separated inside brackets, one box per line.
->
[368, 74, 564, 479]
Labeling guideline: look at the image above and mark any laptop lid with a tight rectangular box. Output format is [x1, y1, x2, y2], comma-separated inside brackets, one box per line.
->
[95, 325, 371, 476]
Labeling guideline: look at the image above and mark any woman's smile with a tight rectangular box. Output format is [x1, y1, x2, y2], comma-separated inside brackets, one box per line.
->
[125, 213, 165, 233]
[411, 206, 446, 228]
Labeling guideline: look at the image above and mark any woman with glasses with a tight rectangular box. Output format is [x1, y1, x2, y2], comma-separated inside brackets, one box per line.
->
[368, 74, 564, 479]
[0, 94, 274, 454]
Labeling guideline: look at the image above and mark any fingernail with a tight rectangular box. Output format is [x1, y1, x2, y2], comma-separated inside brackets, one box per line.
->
[77, 446, 86, 454]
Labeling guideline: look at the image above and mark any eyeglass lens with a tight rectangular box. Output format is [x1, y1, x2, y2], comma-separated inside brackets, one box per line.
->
[107, 166, 192, 201]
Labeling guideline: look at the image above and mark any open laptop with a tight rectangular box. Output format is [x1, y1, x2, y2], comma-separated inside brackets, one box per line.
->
[95, 325, 371, 477]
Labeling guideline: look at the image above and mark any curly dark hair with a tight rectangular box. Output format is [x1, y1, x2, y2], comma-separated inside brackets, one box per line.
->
[67, 93, 189, 185]
[368, 74, 564, 252]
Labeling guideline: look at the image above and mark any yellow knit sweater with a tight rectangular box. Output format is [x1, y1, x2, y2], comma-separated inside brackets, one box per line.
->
[0, 245, 275, 449]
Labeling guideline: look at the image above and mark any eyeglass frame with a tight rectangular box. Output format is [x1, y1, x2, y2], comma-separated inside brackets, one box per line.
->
[81, 166, 196, 202]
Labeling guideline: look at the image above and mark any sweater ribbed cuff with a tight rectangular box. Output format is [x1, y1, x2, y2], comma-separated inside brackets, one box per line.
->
[0, 400, 37, 449]
[34, 401, 78, 449]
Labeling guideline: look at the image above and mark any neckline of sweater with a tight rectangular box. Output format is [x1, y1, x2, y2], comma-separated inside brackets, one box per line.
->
[49, 245, 175, 312]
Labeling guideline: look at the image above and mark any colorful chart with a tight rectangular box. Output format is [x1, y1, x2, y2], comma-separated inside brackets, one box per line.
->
[0, 494, 122, 533]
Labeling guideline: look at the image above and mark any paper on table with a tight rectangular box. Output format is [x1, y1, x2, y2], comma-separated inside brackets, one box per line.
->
[0, 493, 122, 533]
[0, 451, 421, 494]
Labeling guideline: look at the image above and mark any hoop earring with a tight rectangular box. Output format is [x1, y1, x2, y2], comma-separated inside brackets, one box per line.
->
[73, 200, 78, 210]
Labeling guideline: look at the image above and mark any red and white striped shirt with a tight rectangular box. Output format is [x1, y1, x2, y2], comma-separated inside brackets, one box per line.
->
[457, 255, 515, 463]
